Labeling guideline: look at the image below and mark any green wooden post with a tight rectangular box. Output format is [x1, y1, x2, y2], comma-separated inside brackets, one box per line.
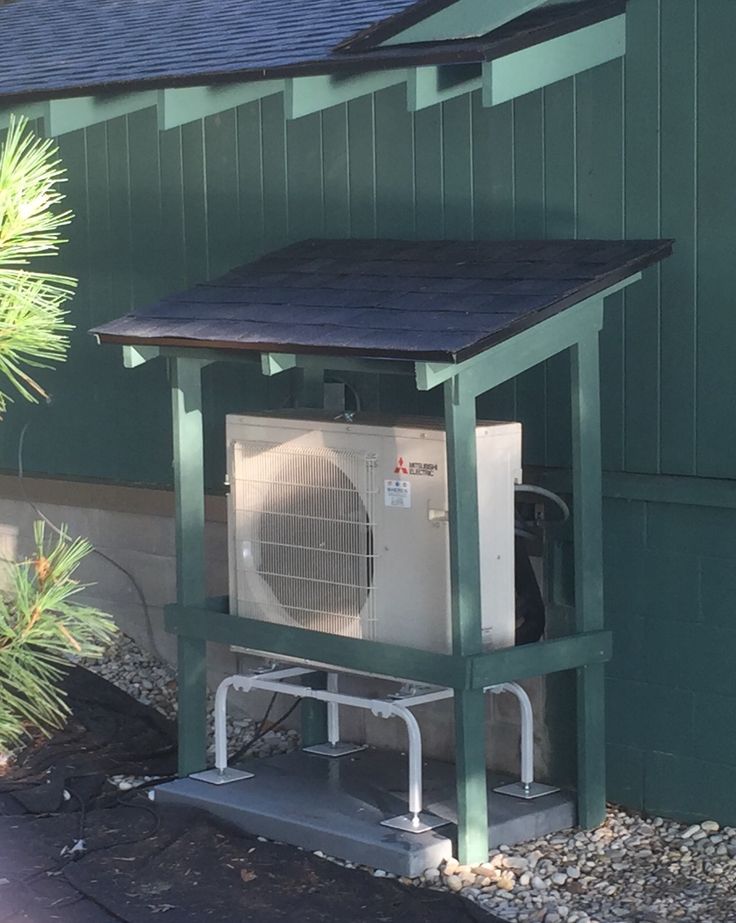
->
[171, 357, 208, 776]
[444, 375, 488, 864]
[295, 365, 329, 747]
[570, 322, 606, 828]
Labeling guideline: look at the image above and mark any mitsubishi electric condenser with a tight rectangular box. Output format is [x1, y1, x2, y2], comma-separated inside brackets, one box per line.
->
[226, 412, 521, 655]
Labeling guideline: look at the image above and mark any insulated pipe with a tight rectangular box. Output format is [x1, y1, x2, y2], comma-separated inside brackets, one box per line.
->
[486, 681, 535, 791]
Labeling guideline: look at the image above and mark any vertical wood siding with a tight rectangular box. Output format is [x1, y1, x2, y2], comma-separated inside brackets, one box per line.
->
[2, 0, 731, 489]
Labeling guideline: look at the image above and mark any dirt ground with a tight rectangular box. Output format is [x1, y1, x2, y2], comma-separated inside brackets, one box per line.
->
[0, 667, 501, 923]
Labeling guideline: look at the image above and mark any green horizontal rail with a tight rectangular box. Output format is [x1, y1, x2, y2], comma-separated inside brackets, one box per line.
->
[166, 604, 467, 687]
[166, 603, 611, 690]
[468, 630, 612, 689]
[528, 465, 736, 512]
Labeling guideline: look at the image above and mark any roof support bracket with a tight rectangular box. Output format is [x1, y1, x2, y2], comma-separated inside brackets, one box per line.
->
[414, 273, 640, 395]
[483, 14, 626, 108]
[158, 81, 284, 131]
[123, 345, 160, 368]
[407, 63, 482, 112]
[284, 70, 406, 120]
[261, 352, 297, 376]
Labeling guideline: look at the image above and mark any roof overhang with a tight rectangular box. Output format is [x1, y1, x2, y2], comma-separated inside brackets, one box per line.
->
[339, 0, 550, 50]
[0, 11, 625, 135]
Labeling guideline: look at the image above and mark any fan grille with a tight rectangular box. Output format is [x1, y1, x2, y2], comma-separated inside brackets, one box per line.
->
[232, 441, 376, 637]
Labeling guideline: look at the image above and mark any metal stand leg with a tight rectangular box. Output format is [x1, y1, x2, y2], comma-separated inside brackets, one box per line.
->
[191, 676, 254, 784]
[189, 669, 450, 831]
[378, 703, 448, 834]
[303, 673, 366, 757]
[489, 682, 560, 800]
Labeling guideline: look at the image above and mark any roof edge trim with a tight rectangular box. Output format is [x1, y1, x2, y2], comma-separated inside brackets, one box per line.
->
[337, 0, 546, 53]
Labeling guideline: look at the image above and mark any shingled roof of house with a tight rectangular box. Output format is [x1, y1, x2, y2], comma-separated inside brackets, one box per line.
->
[0, 0, 623, 102]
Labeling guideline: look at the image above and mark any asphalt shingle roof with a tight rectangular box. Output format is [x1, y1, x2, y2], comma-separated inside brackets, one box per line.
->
[91, 238, 672, 363]
[0, 0, 623, 102]
[0, 0, 416, 99]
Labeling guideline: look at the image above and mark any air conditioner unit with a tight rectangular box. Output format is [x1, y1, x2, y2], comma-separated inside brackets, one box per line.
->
[226, 412, 521, 656]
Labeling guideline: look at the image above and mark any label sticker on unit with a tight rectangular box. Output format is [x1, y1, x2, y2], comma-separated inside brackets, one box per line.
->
[384, 479, 411, 509]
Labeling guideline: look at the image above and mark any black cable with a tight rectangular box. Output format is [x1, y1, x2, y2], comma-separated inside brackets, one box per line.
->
[16, 421, 160, 659]
[228, 698, 300, 765]
[253, 691, 278, 738]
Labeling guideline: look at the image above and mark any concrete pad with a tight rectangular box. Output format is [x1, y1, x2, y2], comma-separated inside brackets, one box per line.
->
[156, 749, 576, 877]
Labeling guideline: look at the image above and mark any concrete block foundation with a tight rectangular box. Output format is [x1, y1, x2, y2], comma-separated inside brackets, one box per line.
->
[155, 748, 576, 877]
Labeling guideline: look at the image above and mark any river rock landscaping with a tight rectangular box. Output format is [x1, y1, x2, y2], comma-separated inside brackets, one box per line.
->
[420, 810, 736, 923]
[83, 634, 735, 923]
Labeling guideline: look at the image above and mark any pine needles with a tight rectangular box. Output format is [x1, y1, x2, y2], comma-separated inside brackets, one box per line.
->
[0, 522, 117, 751]
[0, 115, 75, 412]
[0, 118, 117, 754]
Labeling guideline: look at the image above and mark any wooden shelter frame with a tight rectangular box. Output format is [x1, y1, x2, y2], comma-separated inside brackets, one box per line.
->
[118, 273, 640, 864]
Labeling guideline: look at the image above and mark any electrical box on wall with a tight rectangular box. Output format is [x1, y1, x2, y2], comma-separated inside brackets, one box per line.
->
[226, 412, 522, 655]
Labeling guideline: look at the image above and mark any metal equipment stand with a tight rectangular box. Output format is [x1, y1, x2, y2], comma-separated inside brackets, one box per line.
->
[191, 664, 558, 832]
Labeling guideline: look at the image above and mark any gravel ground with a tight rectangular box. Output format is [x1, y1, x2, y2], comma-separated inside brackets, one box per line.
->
[423, 813, 736, 923]
[84, 635, 735, 923]
[80, 633, 298, 783]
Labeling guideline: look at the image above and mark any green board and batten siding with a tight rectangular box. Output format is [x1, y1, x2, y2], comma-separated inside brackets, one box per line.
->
[3, 0, 735, 821]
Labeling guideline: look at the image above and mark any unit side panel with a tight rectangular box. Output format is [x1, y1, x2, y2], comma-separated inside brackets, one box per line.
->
[477, 424, 522, 650]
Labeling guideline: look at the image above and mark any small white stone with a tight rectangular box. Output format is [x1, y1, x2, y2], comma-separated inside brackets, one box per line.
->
[702, 820, 720, 834]
[423, 867, 441, 882]
[373, 869, 387, 878]
[446, 874, 464, 892]
[682, 824, 701, 839]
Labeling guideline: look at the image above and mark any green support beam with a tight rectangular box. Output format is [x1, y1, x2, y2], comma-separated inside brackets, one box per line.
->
[468, 631, 611, 688]
[165, 605, 611, 690]
[443, 375, 488, 864]
[454, 688, 489, 862]
[170, 357, 209, 776]
[165, 605, 467, 688]
[293, 362, 328, 746]
[571, 330, 607, 829]
[483, 15, 626, 108]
